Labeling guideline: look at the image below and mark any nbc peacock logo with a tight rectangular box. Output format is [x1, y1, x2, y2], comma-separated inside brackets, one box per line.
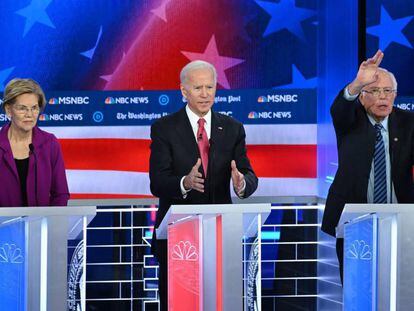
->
[257, 96, 267, 103]
[0, 243, 24, 264]
[248, 111, 259, 119]
[48, 98, 58, 105]
[171, 241, 198, 261]
[39, 114, 49, 121]
[105, 97, 115, 104]
[346, 240, 372, 260]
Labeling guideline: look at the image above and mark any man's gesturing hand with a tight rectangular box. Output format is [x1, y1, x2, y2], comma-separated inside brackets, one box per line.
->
[183, 158, 204, 193]
[348, 49, 384, 95]
[231, 160, 245, 194]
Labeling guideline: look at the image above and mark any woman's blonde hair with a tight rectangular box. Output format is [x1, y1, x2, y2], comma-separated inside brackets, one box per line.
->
[2, 78, 46, 110]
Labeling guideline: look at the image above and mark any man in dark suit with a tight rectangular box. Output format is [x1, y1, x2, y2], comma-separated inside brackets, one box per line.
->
[149, 60, 258, 310]
[321, 50, 414, 281]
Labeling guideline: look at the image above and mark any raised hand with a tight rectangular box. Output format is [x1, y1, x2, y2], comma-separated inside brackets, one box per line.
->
[348, 50, 384, 95]
[231, 160, 245, 194]
[183, 158, 204, 193]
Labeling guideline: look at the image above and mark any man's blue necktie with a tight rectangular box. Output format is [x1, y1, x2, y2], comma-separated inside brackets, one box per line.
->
[373, 123, 387, 203]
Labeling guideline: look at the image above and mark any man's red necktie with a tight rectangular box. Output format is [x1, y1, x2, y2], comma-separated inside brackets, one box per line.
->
[197, 118, 209, 176]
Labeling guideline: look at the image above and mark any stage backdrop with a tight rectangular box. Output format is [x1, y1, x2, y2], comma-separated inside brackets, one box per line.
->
[0, 0, 319, 199]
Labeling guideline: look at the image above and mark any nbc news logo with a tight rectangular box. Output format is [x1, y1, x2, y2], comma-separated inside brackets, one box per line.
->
[105, 97, 116, 104]
[39, 114, 48, 121]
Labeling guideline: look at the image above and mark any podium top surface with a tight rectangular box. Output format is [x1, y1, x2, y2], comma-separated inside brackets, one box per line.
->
[156, 203, 272, 239]
[339, 204, 414, 223]
[165, 203, 271, 223]
[336, 204, 414, 237]
[169, 203, 270, 214]
[0, 206, 96, 217]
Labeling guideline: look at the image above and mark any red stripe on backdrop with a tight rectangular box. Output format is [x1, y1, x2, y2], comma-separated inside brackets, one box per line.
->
[60, 138, 151, 172]
[59, 139, 316, 178]
[247, 145, 316, 178]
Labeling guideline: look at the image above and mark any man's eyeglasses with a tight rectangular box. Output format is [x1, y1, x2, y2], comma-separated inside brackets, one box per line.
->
[13, 105, 40, 115]
[361, 88, 396, 98]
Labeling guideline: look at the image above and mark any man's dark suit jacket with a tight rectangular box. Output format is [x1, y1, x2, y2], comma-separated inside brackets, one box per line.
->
[149, 107, 258, 252]
[322, 89, 414, 237]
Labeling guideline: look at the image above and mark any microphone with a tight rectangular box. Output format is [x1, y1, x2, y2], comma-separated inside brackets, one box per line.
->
[29, 143, 39, 206]
[198, 133, 203, 141]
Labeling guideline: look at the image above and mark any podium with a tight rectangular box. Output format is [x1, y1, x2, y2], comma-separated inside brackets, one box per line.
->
[0, 206, 96, 311]
[337, 204, 414, 311]
[156, 203, 271, 311]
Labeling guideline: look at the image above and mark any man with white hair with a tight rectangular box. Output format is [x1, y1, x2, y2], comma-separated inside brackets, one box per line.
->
[149, 60, 258, 310]
[321, 50, 414, 281]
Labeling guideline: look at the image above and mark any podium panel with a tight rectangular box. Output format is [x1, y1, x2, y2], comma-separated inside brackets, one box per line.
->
[157, 203, 271, 311]
[0, 206, 96, 311]
[168, 217, 201, 310]
[338, 204, 414, 311]
[0, 220, 25, 311]
[343, 214, 377, 311]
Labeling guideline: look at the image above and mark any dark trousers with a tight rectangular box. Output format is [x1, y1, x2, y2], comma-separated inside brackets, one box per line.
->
[154, 240, 168, 311]
[336, 238, 344, 284]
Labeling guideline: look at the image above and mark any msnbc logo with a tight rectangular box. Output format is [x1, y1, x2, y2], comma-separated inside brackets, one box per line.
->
[105, 97, 116, 104]
[49, 98, 58, 105]
[248, 111, 259, 119]
[39, 114, 48, 121]
[258, 94, 298, 103]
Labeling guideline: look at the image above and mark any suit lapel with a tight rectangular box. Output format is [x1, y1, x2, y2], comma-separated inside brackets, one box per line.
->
[175, 108, 200, 159]
[210, 111, 227, 158]
[210, 112, 218, 144]
[208, 112, 224, 179]
[0, 143, 19, 181]
[0, 124, 19, 181]
[210, 111, 225, 151]
[363, 111, 376, 161]
[388, 111, 401, 168]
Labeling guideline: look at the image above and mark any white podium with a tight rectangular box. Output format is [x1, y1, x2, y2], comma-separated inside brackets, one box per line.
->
[156, 203, 271, 311]
[0, 206, 96, 311]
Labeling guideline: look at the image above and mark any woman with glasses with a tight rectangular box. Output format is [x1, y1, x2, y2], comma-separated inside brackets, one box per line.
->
[0, 78, 69, 207]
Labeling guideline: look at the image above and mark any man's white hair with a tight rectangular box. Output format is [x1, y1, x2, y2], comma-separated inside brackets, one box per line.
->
[378, 67, 398, 90]
[180, 60, 217, 86]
